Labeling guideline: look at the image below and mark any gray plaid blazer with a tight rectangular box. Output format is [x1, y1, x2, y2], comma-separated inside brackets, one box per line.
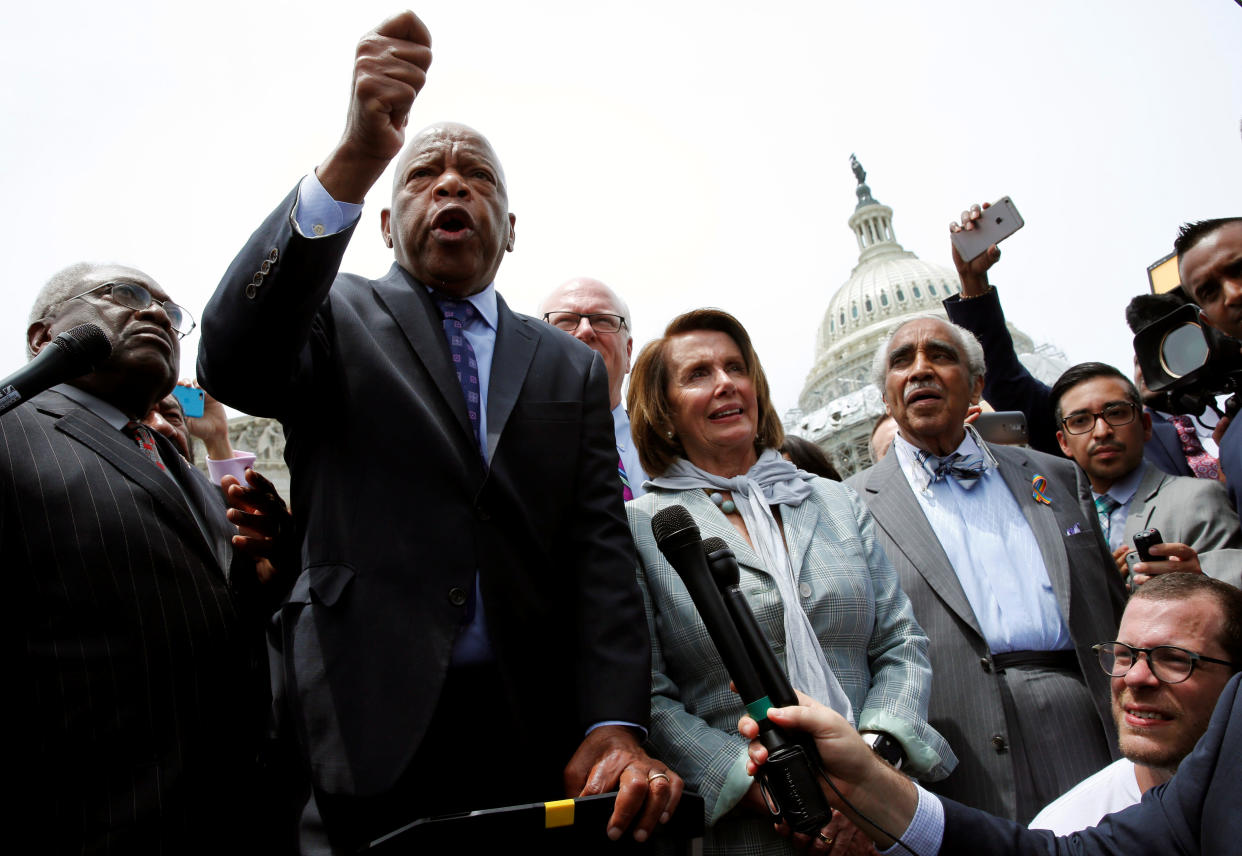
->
[628, 476, 952, 853]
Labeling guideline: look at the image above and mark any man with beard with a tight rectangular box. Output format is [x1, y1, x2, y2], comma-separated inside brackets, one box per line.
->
[1047, 362, 1241, 587]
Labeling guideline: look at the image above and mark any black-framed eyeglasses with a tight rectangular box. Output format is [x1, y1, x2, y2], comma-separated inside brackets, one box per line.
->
[1060, 401, 1138, 435]
[1093, 641, 1237, 684]
[542, 311, 627, 334]
[67, 281, 197, 338]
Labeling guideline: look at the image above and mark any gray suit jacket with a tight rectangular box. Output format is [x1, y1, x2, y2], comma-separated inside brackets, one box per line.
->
[847, 444, 1126, 820]
[629, 478, 952, 851]
[1122, 464, 1242, 586]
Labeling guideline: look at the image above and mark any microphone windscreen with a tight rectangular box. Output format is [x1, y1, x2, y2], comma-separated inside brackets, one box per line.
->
[651, 504, 699, 546]
[55, 323, 113, 370]
[701, 536, 728, 554]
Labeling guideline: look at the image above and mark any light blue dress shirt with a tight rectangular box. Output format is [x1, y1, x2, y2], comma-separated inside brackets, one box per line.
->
[892, 432, 1072, 654]
[1092, 460, 1146, 552]
[613, 404, 646, 500]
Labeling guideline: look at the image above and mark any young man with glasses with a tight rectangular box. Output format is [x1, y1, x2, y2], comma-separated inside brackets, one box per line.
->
[1049, 362, 1242, 587]
[1029, 573, 1241, 834]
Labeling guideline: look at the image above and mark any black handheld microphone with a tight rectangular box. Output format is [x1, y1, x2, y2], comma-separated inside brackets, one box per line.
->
[702, 537, 799, 710]
[651, 505, 767, 703]
[0, 324, 112, 417]
[699, 535, 833, 831]
[651, 506, 831, 834]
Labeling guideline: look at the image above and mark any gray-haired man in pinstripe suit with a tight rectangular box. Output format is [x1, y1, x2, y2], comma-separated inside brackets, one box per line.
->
[847, 315, 1126, 823]
[7, 263, 281, 853]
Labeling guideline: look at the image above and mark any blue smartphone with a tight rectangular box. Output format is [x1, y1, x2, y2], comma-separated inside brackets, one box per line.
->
[172, 385, 205, 418]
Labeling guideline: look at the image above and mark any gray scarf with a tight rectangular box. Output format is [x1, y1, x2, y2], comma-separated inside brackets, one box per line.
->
[647, 449, 854, 722]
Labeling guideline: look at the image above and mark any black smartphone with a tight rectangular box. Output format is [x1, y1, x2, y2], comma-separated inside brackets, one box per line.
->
[1132, 528, 1163, 563]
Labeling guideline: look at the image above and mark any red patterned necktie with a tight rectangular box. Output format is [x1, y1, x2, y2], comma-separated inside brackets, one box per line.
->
[1170, 414, 1220, 480]
[124, 421, 166, 471]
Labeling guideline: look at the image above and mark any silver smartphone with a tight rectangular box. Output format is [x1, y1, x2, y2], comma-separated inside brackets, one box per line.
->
[951, 196, 1025, 262]
[972, 411, 1028, 446]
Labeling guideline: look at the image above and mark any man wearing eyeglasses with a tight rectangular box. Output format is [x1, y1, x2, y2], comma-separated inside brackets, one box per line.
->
[539, 277, 648, 499]
[6, 263, 283, 851]
[1029, 573, 1241, 834]
[943, 204, 1225, 483]
[1049, 362, 1242, 587]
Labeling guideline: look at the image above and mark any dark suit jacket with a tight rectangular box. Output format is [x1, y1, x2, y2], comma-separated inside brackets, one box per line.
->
[1220, 416, 1242, 525]
[847, 444, 1126, 819]
[196, 186, 650, 799]
[944, 288, 1198, 477]
[940, 672, 1242, 854]
[1147, 411, 1196, 478]
[5, 390, 270, 853]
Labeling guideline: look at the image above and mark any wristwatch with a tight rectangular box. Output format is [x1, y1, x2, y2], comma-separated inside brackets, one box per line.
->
[861, 731, 906, 771]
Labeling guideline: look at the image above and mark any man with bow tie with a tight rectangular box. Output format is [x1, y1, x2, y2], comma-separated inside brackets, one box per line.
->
[846, 314, 1126, 824]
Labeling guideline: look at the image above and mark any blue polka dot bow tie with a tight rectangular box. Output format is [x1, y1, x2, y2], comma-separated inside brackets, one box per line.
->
[918, 450, 986, 489]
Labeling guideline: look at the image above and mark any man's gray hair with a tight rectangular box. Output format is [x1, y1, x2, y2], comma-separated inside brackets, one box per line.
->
[869, 313, 987, 398]
[28, 262, 98, 329]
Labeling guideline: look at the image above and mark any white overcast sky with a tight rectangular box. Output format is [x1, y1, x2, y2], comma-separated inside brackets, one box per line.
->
[2, 0, 1239, 415]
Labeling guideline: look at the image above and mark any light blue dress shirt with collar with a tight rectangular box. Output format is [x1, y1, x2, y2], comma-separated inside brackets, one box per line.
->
[1092, 460, 1147, 551]
[892, 432, 1073, 654]
[613, 404, 646, 500]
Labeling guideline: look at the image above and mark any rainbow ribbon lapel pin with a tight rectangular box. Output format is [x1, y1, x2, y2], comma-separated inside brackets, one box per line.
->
[1031, 474, 1052, 506]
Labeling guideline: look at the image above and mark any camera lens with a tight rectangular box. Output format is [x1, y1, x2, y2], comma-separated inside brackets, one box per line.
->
[1160, 322, 1209, 377]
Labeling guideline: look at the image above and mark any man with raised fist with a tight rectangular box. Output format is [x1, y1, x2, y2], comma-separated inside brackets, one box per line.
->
[198, 11, 679, 852]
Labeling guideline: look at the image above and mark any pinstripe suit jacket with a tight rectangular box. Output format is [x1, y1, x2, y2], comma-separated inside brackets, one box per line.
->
[628, 477, 953, 854]
[847, 444, 1126, 821]
[1121, 463, 1242, 586]
[5, 390, 270, 853]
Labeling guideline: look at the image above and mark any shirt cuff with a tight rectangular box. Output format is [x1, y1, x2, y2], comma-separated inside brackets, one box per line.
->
[206, 450, 257, 486]
[711, 747, 756, 823]
[879, 782, 944, 856]
[585, 721, 648, 740]
[292, 171, 363, 238]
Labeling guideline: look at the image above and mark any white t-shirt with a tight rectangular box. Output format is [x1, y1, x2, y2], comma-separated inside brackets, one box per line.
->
[1028, 758, 1142, 835]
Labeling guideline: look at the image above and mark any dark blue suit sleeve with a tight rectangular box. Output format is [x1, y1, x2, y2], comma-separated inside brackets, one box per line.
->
[1220, 417, 1242, 525]
[938, 673, 1241, 855]
[943, 288, 1063, 457]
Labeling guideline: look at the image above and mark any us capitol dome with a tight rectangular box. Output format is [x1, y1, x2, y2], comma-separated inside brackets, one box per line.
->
[784, 156, 1063, 477]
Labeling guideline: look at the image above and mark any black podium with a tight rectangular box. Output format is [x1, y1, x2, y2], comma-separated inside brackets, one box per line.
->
[365, 791, 704, 854]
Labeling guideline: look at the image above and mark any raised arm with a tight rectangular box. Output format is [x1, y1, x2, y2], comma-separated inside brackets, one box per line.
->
[943, 202, 1063, 456]
[196, 12, 433, 415]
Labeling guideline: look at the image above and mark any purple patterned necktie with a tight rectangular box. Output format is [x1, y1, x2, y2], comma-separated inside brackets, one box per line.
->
[124, 421, 166, 471]
[1170, 414, 1220, 480]
[619, 457, 633, 501]
[434, 297, 485, 459]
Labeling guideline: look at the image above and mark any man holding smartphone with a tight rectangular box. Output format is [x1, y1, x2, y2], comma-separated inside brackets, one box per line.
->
[943, 203, 1225, 481]
[1048, 362, 1242, 587]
